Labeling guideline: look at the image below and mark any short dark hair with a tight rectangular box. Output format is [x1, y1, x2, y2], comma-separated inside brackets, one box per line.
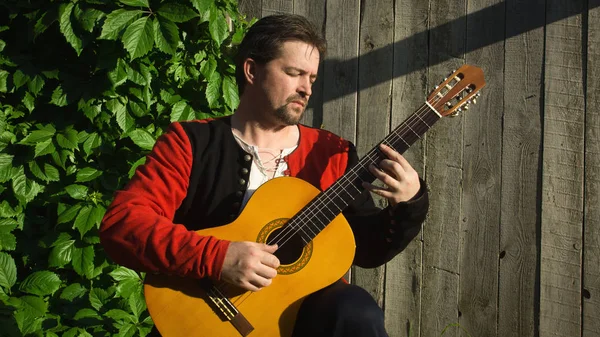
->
[235, 14, 327, 94]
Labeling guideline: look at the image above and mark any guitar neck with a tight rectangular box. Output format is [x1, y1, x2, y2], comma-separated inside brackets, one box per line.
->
[283, 102, 442, 244]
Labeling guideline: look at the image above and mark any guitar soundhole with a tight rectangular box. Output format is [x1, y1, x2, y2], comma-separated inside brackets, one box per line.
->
[267, 228, 304, 265]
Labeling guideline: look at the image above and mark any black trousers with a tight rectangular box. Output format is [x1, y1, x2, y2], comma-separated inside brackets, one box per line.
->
[291, 280, 388, 337]
[148, 280, 388, 337]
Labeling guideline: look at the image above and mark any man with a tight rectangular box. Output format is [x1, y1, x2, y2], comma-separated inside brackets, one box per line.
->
[100, 14, 428, 337]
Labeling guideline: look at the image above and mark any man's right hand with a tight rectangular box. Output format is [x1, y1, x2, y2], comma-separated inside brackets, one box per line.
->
[220, 241, 280, 291]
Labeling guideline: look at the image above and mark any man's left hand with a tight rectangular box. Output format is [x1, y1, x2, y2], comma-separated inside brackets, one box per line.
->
[362, 143, 421, 207]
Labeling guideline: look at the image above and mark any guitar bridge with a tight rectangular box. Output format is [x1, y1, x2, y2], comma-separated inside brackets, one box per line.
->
[203, 280, 255, 336]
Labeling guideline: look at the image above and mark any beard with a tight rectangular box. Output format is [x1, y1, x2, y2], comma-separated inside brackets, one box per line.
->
[273, 95, 307, 126]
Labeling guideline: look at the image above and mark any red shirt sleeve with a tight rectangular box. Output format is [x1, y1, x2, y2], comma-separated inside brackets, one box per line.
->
[99, 122, 230, 280]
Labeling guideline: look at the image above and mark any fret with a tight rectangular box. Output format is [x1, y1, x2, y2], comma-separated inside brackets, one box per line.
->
[287, 102, 443, 243]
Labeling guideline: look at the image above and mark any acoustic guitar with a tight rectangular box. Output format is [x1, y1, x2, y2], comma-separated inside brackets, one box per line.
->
[143, 65, 486, 336]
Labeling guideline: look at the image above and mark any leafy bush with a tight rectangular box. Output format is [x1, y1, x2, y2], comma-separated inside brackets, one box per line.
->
[0, 0, 250, 335]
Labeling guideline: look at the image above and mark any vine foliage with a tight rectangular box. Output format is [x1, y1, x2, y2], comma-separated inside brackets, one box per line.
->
[0, 0, 251, 335]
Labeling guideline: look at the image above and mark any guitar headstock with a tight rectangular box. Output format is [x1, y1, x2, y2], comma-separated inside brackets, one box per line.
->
[427, 65, 486, 117]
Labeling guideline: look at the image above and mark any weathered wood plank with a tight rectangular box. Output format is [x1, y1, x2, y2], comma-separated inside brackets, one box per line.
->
[499, 3, 545, 336]
[384, 0, 429, 335]
[322, 0, 360, 143]
[261, 0, 293, 16]
[421, 1, 467, 336]
[499, 0, 545, 336]
[351, 0, 395, 307]
[583, 1, 600, 336]
[458, 1, 505, 336]
[540, 1, 586, 336]
[294, 0, 326, 128]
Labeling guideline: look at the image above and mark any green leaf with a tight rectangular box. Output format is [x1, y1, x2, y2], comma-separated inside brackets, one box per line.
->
[72, 245, 94, 278]
[50, 86, 68, 106]
[209, 8, 229, 44]
[13, 296, 48, 333]
[119, 0, 149, 7]
[157, 3, 198, 23]
[44, 164, 60, 182]
[200, 56, 216, 79]
[22, 92, 35, 112]
[0, 201, 20, 218]
[19, 126, 56, 145]
[104, 309, 135, 322]
[29, 161, 47, 181]
[0, 252, 17, 292]
[57, 204, 82, 224]
[116, 108, 135, 133]
[56, 130, 78, 149]
[128, 291, 146, 319]
[222, 76, 239, 110]
[0, 70, 8, 92]
[49, 234, 74, 268]
[83, 132, 101, 156]
[73, 205, 104, 238]
[76, 168, 102, 182]
[206, 72, 221, 108]
[128, 129, 155, 150]
[110, 267, 140, 282]
[100, 9, 143, 40]
[19, 271, 62, 296]
[128, 157, 146, 178]
[28, 75, 45, 96]
[59, 3, 83, 55]
[122, 16, 154, 59]
[74, 308, 100, 320]
[12, 167, 44, 204]
[65, 184, 88, 200]
[12, 70, 30, 89]
[190, 0, 212, 13]
[116, 324, 138, 337]
[27, 75, 45, 96]
[76, 8, 105, 32]
[0, 153, 13, 183]
[89, 287, 110, 310]
[108, 60, 128, 87]
[170, 101, 195, 122]
[116, 278, 142, 299]
[34, 138, 56, 158]
[60, 283, 87, 301]
[0, 231, 16, 251]
[153, 16, 179, 55]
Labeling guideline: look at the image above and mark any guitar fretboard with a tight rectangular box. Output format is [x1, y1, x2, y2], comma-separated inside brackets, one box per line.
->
[274, 102, 441, 246]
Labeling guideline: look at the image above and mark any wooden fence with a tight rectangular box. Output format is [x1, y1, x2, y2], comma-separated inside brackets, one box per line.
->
[237, 0, 600, 336]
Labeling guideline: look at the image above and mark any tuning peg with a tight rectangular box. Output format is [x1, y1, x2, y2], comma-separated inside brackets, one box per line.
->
[463, 105, 469, 110]
[472, 99, 477, 105]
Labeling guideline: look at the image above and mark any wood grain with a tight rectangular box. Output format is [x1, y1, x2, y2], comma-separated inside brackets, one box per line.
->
[540, 1, 585, 336]
[499, 0, 545, 336]
[384, 0, 429, 335]
[422, 1, 466, 336]
[458, 0, 504, 336]
[351, 0, 395, 307]
[583, 1, 600, 336]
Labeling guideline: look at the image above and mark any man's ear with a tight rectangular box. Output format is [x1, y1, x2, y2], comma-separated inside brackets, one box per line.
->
[243, 58, 257, 85]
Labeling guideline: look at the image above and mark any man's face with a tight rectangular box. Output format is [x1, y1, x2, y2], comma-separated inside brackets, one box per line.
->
[254, 40, 320, 126]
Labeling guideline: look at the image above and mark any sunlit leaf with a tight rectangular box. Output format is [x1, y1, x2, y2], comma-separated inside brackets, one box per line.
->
[59, 3, 83, 55]
[19, 271, 62, 296]
[122, 16, 154, 59]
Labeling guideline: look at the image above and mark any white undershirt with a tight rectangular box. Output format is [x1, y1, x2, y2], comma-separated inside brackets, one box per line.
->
[232, 132, 297, 208]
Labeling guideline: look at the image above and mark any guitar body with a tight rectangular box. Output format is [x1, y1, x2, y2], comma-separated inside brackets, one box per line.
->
[144, 177, 356, 337]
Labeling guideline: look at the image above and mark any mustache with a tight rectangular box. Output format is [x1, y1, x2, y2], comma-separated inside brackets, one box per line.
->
[286, 95, 308, 106]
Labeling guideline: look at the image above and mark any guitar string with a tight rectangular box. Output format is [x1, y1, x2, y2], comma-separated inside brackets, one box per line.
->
[217, 97, 441, 303]
[216, 94, 448, 306]
[222, 96, 444, 306]
[267, 97, 442, 249]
